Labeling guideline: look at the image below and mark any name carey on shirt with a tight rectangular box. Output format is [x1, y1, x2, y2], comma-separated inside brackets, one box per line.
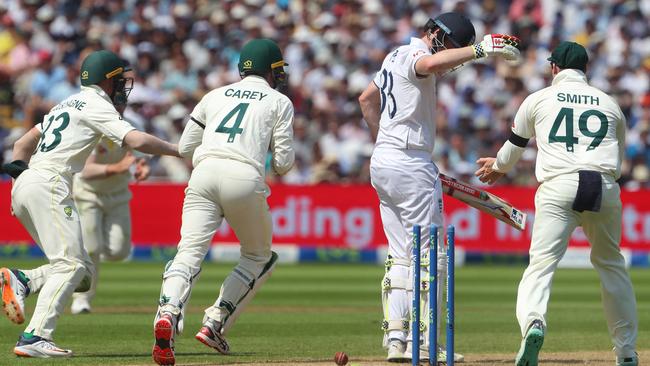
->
[225, 88, 268, 101]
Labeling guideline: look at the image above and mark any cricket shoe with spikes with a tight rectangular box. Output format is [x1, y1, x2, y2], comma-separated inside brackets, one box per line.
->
[14, 333, 72, 358]
[195, 319, 230, 354]
[153, 312, 177, 365]
[515, 319, 545, 366]
[1, 267, 29, 324]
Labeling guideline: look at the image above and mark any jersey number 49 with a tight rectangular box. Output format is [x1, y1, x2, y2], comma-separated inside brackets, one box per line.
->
[548, 107, 608, 152]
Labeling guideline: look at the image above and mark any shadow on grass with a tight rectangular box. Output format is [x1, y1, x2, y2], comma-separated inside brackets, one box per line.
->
[77, 351, 256, 358]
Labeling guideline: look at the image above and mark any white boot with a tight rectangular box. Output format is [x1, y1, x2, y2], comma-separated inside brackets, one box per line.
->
[14, 333, 73, 358]
[404, 342, 465, 363]
[71, 296, 91, 314]
[386, 339, 407, 362]
[437, 346, 465, 363]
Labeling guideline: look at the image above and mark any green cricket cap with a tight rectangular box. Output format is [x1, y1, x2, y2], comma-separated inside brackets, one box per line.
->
[547, 41, 588, 72]
[80, 50, 131, 86]
[238, 38, 287, 76]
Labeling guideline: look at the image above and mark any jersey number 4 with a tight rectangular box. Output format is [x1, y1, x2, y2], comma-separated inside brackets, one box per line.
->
[548, 107, 608, 152]
[216, 103, 249, 143]
[38, 112, 70, 152]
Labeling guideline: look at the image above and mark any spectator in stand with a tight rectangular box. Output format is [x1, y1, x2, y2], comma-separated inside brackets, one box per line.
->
[0, 0, 648, 186]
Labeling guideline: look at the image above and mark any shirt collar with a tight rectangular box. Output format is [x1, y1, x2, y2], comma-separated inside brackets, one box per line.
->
[551, 69, 588, 86]
[81, 85, 113, 104]
[241, 75, 271, 87]
[410, 37, 430, 52]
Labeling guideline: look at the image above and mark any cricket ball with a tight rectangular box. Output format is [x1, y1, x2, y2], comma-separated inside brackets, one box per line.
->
[334, 351, 348, 365]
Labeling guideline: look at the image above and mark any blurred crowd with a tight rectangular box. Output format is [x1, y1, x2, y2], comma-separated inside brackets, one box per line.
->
[1, 0, 650, 189]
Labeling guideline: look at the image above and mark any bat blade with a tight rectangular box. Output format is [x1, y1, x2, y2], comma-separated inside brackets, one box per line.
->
[439, 173, 527, 230]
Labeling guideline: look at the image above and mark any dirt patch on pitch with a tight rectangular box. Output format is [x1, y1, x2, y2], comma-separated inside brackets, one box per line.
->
[188, 350, 647, 365]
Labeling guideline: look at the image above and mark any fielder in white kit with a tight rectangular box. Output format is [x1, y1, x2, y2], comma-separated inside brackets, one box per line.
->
[475, 41, 638, 366]
[358, 12, 521, 362]
[0, 50, 179, 358]
[151, 38, 294, 366]
[70, 134, 150, 314]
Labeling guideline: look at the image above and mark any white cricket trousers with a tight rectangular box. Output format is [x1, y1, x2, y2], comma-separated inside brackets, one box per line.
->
[370, 148, 445, 344]
[11, 168, 92, 340]
[172, 158, 272, 268]
[161, 157, 273, 308]
[72, 188, 132, 304]
[517, 173, 637, 359]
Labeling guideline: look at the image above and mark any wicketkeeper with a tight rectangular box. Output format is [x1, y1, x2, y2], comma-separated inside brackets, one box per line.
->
[151, 38, 294, 366]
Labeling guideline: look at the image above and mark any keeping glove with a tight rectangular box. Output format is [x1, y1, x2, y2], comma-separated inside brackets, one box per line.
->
[472, 34, 521, 61]
[0, 160, 29, 179]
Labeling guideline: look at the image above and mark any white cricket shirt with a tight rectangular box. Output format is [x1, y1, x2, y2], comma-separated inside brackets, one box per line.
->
[180, 75, 294, 176]
[512, 69, 626, 182]
[373, 37, 437, 153]
[29, 85, 135, 175]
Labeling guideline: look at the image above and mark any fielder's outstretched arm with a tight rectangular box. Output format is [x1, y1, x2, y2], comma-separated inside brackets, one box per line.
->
[178, 119, 204, 159]
[123, 130, 180, 157]
[80, 152, 136, 180]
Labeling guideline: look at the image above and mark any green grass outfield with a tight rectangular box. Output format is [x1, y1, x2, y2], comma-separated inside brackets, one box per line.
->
[0, 260, 648, 365]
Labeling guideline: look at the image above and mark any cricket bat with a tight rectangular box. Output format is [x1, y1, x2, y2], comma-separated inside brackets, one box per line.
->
[439, 173, 527, 231]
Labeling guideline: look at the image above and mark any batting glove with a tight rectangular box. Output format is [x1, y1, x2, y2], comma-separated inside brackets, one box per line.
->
[472, 34, 521, 61]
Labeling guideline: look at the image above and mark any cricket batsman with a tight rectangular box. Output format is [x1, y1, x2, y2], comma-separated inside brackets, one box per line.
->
[475, 41, 638, 366]
[0, 50, 179, 358]
[359, 11, 521, 363]
[151, 38, 294, 366]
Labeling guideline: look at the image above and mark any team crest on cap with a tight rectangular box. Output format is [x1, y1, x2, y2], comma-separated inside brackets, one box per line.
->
[81, 71, 89, 80]
[243, 60, 253, 69]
